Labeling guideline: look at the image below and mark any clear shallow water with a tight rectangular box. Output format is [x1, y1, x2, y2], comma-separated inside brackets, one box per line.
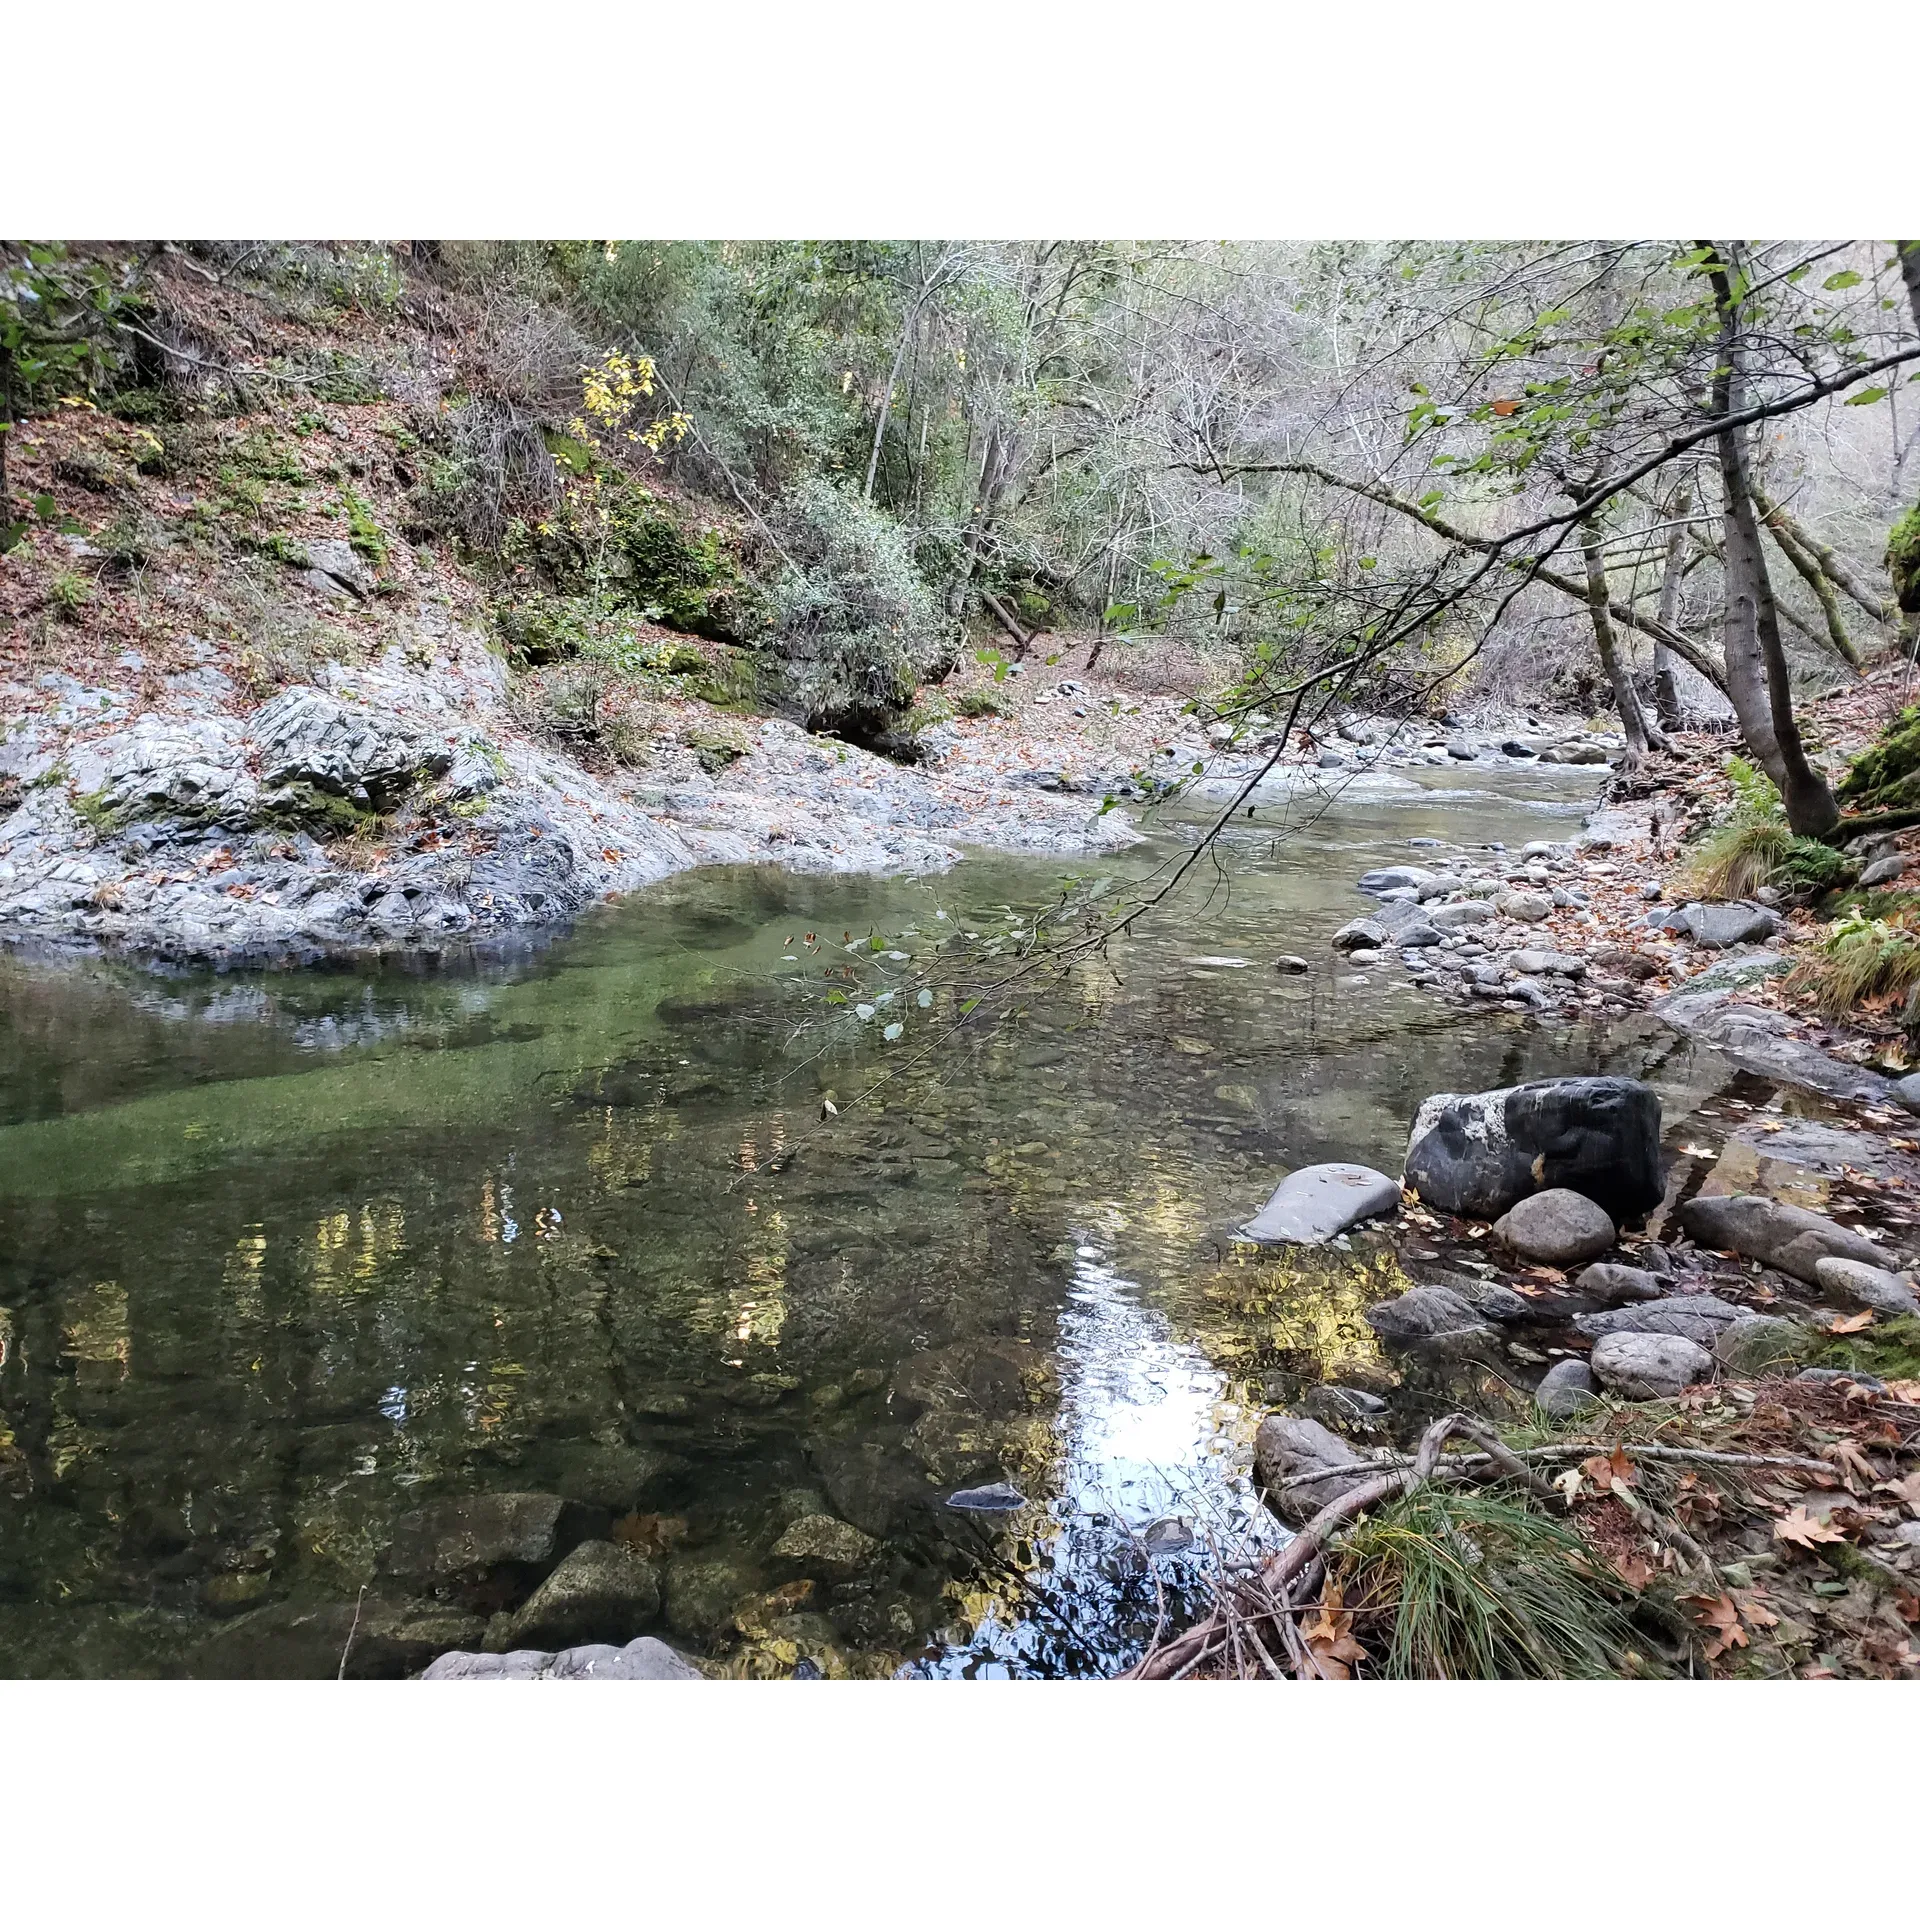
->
[0, 765, 1716, 1677]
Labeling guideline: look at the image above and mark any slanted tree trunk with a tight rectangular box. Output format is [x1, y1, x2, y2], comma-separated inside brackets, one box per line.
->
[1651, 483, 1690, 730]
[1581, 515, 1664, 758]
[945, 424, 1018, 618]
[1705, 244, 1841, 838]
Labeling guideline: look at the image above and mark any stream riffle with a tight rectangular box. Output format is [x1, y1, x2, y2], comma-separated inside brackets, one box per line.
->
[0, 764, 1738, 1677]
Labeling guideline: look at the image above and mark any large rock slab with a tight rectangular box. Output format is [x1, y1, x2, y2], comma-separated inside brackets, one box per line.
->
[421, 1635, 704, 1680]
[1657, 991, 1917, 1112]
[1590, 1331, 1714, 1399]
[1679, 1193, 1896, 1285]
[1253, 1415, 1375, 1519]
[193, 1597, 484, 1680]
[1240, 1162, 1400, 1245]
[507, 1539, 661, 1650]
[1403, 1075, 1663, 1220]
[1492, 1189, 1615, 1267]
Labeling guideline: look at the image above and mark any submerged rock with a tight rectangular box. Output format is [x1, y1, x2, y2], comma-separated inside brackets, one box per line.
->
[1657, 993, 1918, 1112]
[420, 1635, 705, 1680]
[193, 1596, 484, 1680]
[387, 1492, 599, 1588]
[1492, 1189, 1616, 1267]
[1403, 1075, 1662, 1220]
[1590, 1331, 1714, 1399]
[1364, 1285, 1495, 1349]
[945, 1481, 1027, 1512]
[507, 1539, 660, 1651]
[1240, 1162, 1401, 1245]
[771, 1513, 880, 1572]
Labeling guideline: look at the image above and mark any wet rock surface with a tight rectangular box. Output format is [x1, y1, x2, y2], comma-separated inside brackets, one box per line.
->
[1240, 1162, 1400, 1245]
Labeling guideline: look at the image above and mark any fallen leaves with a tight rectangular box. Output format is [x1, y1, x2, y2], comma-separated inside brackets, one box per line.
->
[1825, 1310, 1876, 1334]
[1687, 1586, 1780, 1660]
[1301, 1582, 1369, 1680]
[1774, 1505, 1847, 1551]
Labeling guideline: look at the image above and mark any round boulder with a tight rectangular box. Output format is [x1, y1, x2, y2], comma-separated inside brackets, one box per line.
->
[1590, 1331, 1714, 1400]
[1535, 1358, 1599, 1421]
[1813, 1257, 1920, 1319]
[1492, 1189, 1615, 1267]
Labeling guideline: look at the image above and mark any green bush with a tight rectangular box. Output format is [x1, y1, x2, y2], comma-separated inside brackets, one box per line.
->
[762, 476, 953, 746]
[952, 685, 1009, 719]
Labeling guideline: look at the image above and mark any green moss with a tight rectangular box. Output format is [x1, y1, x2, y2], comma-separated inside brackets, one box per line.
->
[683, 725, 748, 774]
[1820, 1317, 1920, 1380]
[1887, 503, 1920, 616]
[260, 782, 381, 837]
[68, 786, 122, 837]
[1838, 705, 1920, 809]
[340, 486, 388, 567]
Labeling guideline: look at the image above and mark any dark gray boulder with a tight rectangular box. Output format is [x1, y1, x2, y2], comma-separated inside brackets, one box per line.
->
[1590, 1331, 1714, 1399]
[507, 1539, 660, 1651]
[1535, 1358, 1599, 1420]
[1240, 1162, 1401, 1245]
[1492, 1189, 1616, 1267]
[1403, 1075, 1662, 1220]
[1571, 1262, 1663, 1305]
[1443, 1273, 1536, 1322]
[1679, 1194, 1896, 1285]
[1253, 1416, 1375, 1519]
[1358, 866, 1438, 896]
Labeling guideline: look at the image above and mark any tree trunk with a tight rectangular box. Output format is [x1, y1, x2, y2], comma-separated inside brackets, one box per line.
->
[1651, 484, 1689, 729]
[1705, 244, 1841, 838]
[1581, 516, 1663, 757]
[1752, 481, 1890, 636]
[945, 424, 1017, 618]
[1899, 240, 1920, 337]
[0, 340, 12, 545]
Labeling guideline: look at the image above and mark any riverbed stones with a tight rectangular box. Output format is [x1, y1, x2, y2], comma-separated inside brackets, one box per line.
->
[664, 1555, 759, 1639]
[1590, 1331, 1715, 1399]
[1575, 1296, 1755, 1345]
[1253, 1415, 1374, 1519]
[1571, 1261, 1663, 1305]
[1492, 1189, 1616, 1266]
[193, 1596, 486, 1680]
[1302, 1384, 1389, 1426]
[1427, 900, 1494, 930]
[387, 1492, 599, 1589]
[1496, 889, 1552, 923]
[421, 1635, 705, 1680]
[1679, 1193, 1896, 1285]
[1358, 866, 1438, 896]
[507, 1539, 661, 1651]
[1240, 1162, 1401, 1245]
[1536, 1358, 1600, 1420]
[1812, 1256, 1920, 1318]
[1403, 1075, 1663, 1220]
[771, 1513, 880, 1573]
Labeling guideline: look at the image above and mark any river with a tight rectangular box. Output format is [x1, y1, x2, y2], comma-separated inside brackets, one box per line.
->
[0, 761, 1731, 1677]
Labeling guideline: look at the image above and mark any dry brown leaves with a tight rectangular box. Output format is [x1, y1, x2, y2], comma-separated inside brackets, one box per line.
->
[1300, 1581, 1369, 1680]
[1686, 1587, 1780, 1661]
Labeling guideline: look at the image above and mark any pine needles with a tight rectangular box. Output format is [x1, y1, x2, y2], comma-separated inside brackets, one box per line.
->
[1335, 1484, 1652, 1680]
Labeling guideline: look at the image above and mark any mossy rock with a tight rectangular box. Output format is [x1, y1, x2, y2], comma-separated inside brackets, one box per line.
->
[1820, 1316, 1920, 1381]
[1838, 704, 1920, 808]
[259, 782, 380, 837]
[1888, 503, 1920, 617]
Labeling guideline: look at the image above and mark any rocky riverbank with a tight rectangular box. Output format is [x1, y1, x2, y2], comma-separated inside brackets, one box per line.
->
[1203, 1071, 1920, 1681]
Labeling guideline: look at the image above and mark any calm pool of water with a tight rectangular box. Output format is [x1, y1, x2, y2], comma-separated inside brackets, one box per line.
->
[0, 765, 1725, 1676]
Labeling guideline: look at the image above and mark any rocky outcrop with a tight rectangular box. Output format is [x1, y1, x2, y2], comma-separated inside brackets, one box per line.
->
[421, 1635, 705, 1680]
[1240, 1163, 1400, 1245]
[1403, 1075, 1663, 1219]
[1589, 1331, 1714, 1399]
[249, 686, 452, 810]
[1491, 1189, 1616, 1267]
[1657, 993, 1920, 1113]
[1679, 1193, 1896, 1285]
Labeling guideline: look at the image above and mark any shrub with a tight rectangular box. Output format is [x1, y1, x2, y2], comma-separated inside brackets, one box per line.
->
[1787, 908, 1920, 1020]
[761, 476, 953, 746]
[952, 685, 1009, 719]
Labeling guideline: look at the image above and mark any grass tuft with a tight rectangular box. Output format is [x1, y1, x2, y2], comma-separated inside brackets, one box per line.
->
[1786, 908, 1920, 1020]
[1335, 1484, 1654, 1679]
